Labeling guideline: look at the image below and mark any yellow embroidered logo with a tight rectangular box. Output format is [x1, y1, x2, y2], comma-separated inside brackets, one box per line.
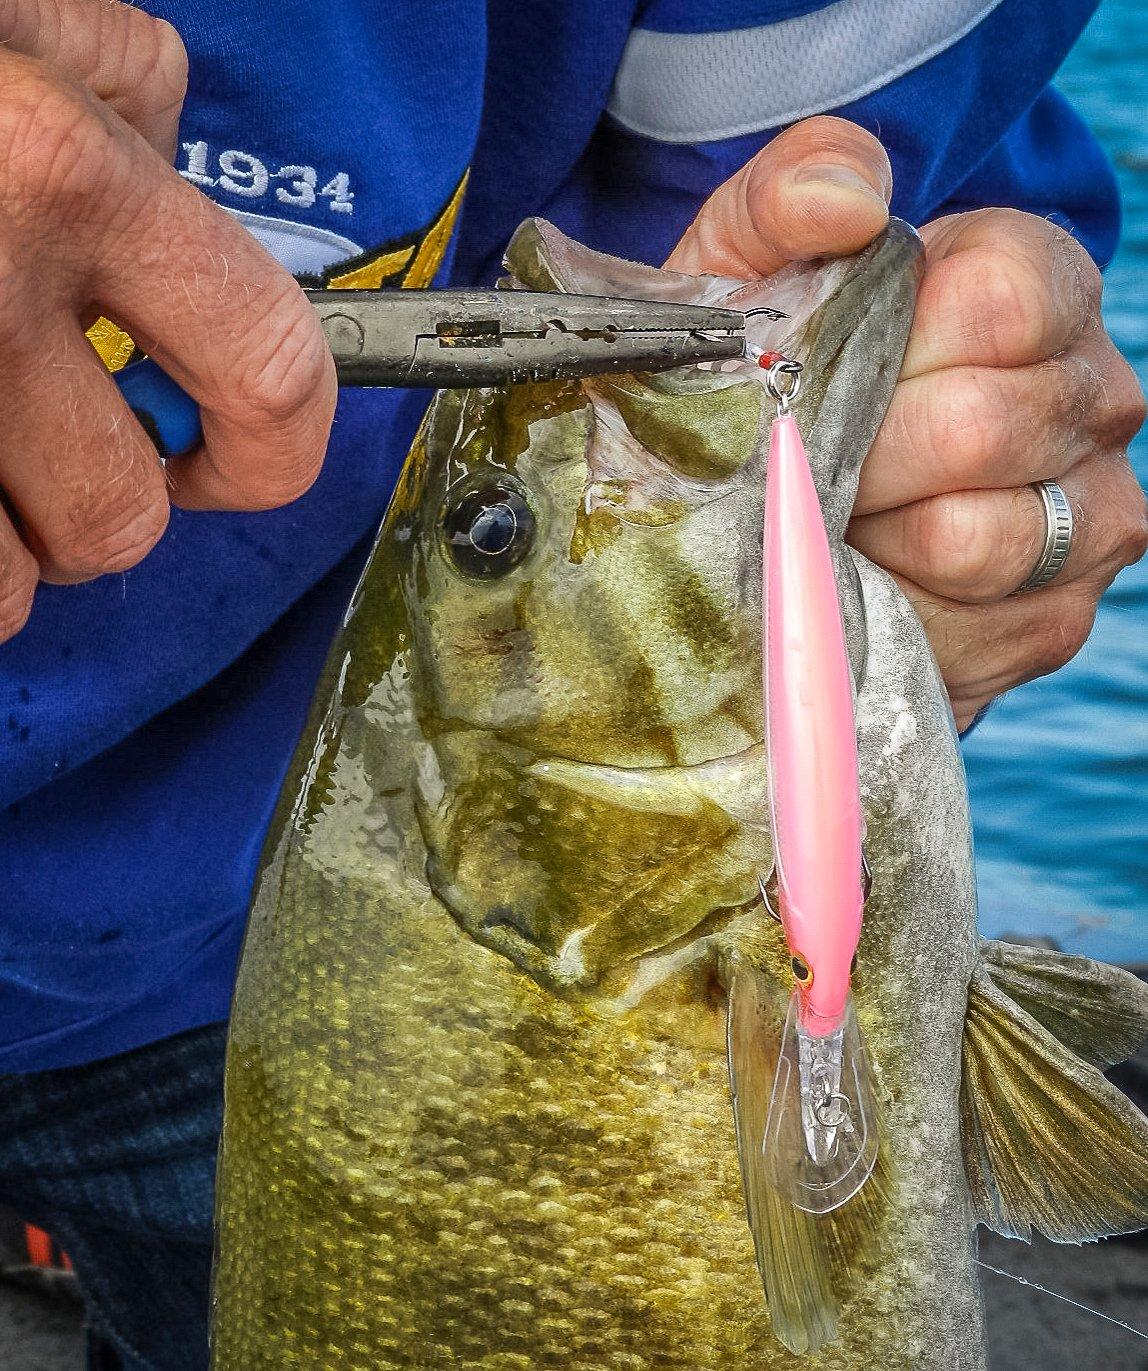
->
[319, 172, 468, 290]
[87, 170, 470, 373]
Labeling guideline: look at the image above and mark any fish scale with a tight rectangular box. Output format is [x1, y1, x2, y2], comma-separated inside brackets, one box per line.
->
[215, 861, 933, 1368]
[212, 218, 1148, 1368]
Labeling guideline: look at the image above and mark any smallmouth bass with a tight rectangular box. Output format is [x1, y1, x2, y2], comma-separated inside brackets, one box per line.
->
[212, 218, 1148, 1369]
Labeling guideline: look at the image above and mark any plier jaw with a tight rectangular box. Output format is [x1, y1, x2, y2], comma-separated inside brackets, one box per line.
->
[304, 288, 762, 387]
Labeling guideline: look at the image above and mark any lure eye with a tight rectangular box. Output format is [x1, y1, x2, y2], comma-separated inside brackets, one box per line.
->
[791, 955, 813, 987]
[442, 474, 536, 579]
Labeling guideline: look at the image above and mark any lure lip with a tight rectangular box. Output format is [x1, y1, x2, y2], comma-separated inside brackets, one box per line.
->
[763, 989, 879, 1213]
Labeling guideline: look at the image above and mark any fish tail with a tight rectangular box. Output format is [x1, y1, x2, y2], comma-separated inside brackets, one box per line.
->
[961, 938, 1148, 1241]
[727, 959, 888, 1354]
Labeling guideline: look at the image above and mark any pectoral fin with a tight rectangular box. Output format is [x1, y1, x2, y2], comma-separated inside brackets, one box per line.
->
[961, 946, 1148, 1242]
[980, 937, 1148, 1069]
[728, 959, 837, 1353]
[727, 956, 889, 1354]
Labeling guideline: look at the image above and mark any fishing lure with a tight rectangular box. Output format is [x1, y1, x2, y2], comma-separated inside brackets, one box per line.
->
[758, 353, 879, 1215]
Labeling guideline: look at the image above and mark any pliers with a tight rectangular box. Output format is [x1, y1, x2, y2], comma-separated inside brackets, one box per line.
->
[112, 288, 765, 457]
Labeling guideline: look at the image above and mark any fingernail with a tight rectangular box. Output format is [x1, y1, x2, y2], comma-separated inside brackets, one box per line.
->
[793, 163, 887, 204]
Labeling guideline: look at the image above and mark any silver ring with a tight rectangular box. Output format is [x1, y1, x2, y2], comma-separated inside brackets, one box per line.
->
[763, 358, 802, 415]
[1013, 480, 1074, 594]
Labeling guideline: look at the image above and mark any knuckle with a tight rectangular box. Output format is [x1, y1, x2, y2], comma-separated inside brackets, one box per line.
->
[236, 301, 333, 431]
[916, 496, 999, 600]
[916, 493, 1025, 600]
[1097, 352, 1147, 445]
[1046, 351, 1091, 436]
[961, 246, 1046, 364]
[1121, 379, 1148, 442]
[217, 452, 325, 511]
[925, 370, 1004, 480]
[1119, 513, 1148, 569]
[225, 301, 336, 507]
[0, 67, 106, 208]
[137, 17, 190, 104]
[1050, 223, 1102, 317]
[1110, 473, 1148, 568]
[110, 12, 189, 119]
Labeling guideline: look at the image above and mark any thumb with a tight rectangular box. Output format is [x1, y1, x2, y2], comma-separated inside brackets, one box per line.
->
[665, 116, 892, 279]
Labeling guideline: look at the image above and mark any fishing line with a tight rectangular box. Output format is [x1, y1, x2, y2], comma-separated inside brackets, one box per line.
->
[976, 1258, 1148, 1342]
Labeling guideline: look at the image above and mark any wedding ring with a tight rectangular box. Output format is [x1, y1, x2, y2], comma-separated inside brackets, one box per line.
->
[1012, 480, 1074, 594]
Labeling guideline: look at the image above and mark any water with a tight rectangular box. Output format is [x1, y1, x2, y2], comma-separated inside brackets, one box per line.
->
[966, 0, 1148, 963]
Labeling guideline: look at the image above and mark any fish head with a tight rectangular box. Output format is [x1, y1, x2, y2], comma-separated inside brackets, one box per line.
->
[381, 217, 922, 997]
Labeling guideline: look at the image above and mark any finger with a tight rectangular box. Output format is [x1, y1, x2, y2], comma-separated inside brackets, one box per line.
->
[854, 327, 1135, 515]
[665, 115, 891, 278]
[0, 0, 188, 158]
[903, 209, 1102, 376]
[849, 450, 1148, 604]
[0, 312, 170, 583]
[893, 573, 1101, 730]
[0, 61, 337, 512]
[0, 508, 40, 642]
[88, 163, 336, 511]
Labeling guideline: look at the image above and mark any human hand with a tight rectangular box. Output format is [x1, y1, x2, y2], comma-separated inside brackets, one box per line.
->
[0, 0, 337, 642]
[847, 208, 1147, 730]
[667, 117, 1148, 731]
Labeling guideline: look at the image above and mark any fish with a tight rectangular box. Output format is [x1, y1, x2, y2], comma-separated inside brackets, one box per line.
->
[211, 216, 1148, 1370]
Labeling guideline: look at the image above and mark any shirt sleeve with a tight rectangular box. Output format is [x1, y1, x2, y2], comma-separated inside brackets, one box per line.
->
[529, 0, 1117, 272]
[927, 87, 1119, 267]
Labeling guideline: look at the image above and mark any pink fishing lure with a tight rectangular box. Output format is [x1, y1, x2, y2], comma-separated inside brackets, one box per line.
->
[760, 398, 878, 1215]
[762, 412, 864, 1037]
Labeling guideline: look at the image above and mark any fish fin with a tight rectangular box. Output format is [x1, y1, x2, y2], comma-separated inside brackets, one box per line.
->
[727, 959, 892, 1352]
[728, 959, 837, 1354]
[980, 937, 1148, 1069]
[817, 1125, 891, 1290]
[961, 958, 1148, 1242]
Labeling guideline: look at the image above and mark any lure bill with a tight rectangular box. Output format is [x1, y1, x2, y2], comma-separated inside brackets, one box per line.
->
[763, 994, 879, 1213]
[759, 397, 878, 1214]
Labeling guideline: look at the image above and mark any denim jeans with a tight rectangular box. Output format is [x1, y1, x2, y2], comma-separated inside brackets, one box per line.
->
[0, 1023, 226, 1371]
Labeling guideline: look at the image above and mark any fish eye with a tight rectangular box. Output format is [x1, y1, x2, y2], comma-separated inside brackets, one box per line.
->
[791, 955, 813, 986]
[441, 473, 536, 579]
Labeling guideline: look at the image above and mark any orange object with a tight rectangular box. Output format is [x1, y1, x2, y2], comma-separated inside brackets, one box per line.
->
[24, 1224, 52, 1267]
[23, 1223, 70, 1270]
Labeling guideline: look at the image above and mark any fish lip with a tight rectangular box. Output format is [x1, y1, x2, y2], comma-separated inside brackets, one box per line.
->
[526, 741, 770, 830]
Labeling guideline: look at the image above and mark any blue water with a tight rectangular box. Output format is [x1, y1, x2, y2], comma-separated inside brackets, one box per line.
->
[967, 0, 1148, 963]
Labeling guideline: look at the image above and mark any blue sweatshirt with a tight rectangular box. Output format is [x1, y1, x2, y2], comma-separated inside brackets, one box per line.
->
[0, 0, 1117, 1071]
